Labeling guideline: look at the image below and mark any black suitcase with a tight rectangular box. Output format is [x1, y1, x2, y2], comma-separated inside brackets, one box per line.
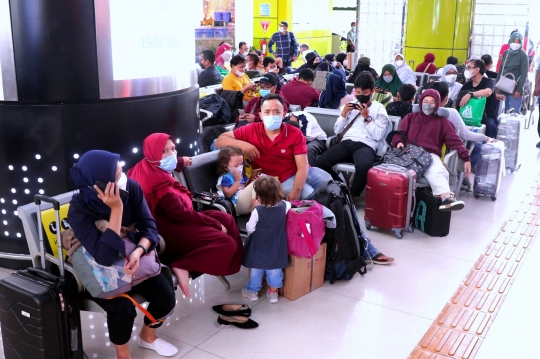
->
[0, 195, 84, 359]
[413, 187, 451, 237]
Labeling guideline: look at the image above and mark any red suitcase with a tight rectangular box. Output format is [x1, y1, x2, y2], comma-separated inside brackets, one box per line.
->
[364, 164, 416, 239]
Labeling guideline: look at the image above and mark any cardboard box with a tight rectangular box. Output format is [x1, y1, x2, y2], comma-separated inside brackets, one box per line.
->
[281, 243, 327, 301]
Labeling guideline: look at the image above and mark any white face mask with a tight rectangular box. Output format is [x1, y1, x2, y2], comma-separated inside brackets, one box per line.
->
[279, 27, 285, 33]
[234, 69, 245, 77]
[228, 164, 243, 175]
[117, 172, 128, 191]
[464, 69, 473, 80]
[343, 60, 348, 67]
[332, 61, 338, 67]
[510, 43, 521, 51]
[445, 74, 457, 83]
[395, 60, 404, 67]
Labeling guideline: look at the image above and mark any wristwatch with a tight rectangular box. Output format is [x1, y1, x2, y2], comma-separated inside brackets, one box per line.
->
[135, 244, 148, 255]
[364, 116, 372, 123]
[468, 91, 474, 96]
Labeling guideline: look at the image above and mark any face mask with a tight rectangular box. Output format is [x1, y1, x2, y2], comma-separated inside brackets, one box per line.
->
[199, 62, 206, 69]
[383, 75, 393, 83]
[332, 61, 338, 67]
[352, 26, 356, 31]
[395, 60, 404, 67]
[234, 69, 245, 77]
[158, 154, 178, 172]
[259, 89, 271, 97]
[464, 69, 473, 80]
[343, 60, 348, 67]
[228, 164, 243, 175]
[356, 94, 371, 104]
[262, 115, 282, 130]
[422, 103, 436, 116]
[241, 52, 248, 58]
[117, 172, 127, 191]
[445, 74, 457, 83]
[510, 43, 521, 51]
[279, 27, 285, 32]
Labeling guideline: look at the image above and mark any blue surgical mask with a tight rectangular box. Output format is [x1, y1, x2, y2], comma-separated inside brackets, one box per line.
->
[383, 75, 393, 83]
[262, 115, 282, 130]
[259, 89, 271, 97]
[159, 154, 178, 172]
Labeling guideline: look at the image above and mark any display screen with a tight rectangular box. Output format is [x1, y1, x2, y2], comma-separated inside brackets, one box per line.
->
[95, 0, 197, 99]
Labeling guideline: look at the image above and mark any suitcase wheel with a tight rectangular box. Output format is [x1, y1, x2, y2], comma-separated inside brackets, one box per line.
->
[407, 226, 414, 233]
[474, 193, 480, 199]
[491, 196, 497, 201]
[395, 232, 403, 239]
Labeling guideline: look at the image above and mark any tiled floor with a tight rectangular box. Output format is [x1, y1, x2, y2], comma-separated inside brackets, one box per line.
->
[0, 111, 539, 358]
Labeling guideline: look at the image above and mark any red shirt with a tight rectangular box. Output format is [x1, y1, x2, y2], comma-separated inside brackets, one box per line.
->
[497, 44, 510, 72]
[280, 79, 321, 110]
[233, 122, 307, 182]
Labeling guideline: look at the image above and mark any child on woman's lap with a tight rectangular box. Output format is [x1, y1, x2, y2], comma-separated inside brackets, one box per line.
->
[241, 176, 290, 304]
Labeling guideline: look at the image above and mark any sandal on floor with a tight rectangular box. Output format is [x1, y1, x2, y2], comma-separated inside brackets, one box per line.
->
[212, 304, 251, 317]
[217, 315, 259, 329]
[369, 252, 394, 265]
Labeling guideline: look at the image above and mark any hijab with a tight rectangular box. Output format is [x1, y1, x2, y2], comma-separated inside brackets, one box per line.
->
[441, 65, 457, 87]
[319, 71, 348, 109]
[69, 150, 120, 215]
[127, 133, 193, 216]
[336, 53, 347, 66]
[374, 64, 403, 96]
[348, 57, 376, 84]
[305, 52, 318, 69]
[324, 54, 335, 62]
[215, 43, 232, 67]
[508, 32, 524, 54]
[415, 53, 436, 74]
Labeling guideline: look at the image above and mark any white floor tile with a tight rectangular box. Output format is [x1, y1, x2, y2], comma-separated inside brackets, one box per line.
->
[181, 349, 224, 359]
[197, 289, 432, 359]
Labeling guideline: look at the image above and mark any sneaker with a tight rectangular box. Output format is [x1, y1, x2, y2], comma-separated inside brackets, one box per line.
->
[536, 142, 540, 149]
[267, 289, 279, 304]
[461, 177, 472, 191]
[137, 337, 178, 357]
[242, 288, 259, 302]
[439, 194, 465, 211]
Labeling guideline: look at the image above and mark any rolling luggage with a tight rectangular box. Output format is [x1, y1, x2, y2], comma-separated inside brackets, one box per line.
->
[413, 187, 451, 237]
[306, 180, 367, 283]
[473, 142, 502, 201]
[497, 113, 521, 172]
[364, 164, 417, 239]
[0, 195, 83, 359]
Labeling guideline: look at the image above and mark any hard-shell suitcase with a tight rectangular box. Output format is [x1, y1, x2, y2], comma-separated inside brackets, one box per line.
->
[413, 187, 451, 237]
[497, 113, 521, 172]
[473, 143, 502, 201]
[0, 195, 83, 359]
[364, 164, 417, 239]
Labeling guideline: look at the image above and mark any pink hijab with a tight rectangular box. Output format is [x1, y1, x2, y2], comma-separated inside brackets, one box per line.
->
[215, 43, 232, 67]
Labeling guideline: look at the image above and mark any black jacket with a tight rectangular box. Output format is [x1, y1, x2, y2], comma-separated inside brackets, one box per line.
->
[199, 94, 232, 125]
[220, 90, 244, 122]
[198, 66, 223, 88]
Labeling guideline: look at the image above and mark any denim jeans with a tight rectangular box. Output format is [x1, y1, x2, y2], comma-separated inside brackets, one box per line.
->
[281, 167, 332, 199]
[504, 94, 523, 114]
[246, 268, 283, 292]
[485, 116, 498, 138]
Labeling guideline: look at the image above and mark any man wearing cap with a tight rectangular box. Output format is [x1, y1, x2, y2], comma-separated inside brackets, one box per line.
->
[237, 73, 289, 126]
[268, 21, 299, 68]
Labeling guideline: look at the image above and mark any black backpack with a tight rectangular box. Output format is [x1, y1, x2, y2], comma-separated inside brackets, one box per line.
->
[455, 63, 466, 85]
[306, 180, 367, 283]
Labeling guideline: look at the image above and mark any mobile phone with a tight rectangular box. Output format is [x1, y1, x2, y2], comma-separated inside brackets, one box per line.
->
[348, 100, 361, 110]
[250, 168, 262, 179]
[91, 180, 129, 202]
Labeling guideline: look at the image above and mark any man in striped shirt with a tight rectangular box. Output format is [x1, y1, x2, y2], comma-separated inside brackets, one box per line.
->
[268, 21, 299, 68]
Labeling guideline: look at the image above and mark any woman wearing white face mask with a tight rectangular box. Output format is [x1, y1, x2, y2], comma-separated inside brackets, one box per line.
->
[495, 31, 529, 113]
[393, 54, 416, 85]
[440, 64, 463, 106]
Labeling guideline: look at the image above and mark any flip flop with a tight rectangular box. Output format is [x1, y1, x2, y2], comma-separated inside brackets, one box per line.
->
[369, 252, 394, 265]
[217, 315, 259, 329]
[212, 304, 252, 317]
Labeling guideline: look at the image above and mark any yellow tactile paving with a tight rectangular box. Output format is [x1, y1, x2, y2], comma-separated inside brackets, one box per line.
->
[409, 176, 540, 359]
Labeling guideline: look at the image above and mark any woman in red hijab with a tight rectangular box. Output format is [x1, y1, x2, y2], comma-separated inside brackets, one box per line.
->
[215, 42, 232, 68]
[127, 133, 243, 297]
[415, 52, 437, 74]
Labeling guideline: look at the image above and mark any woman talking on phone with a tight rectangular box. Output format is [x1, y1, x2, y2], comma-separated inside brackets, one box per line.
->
[128, 133, 243, 298]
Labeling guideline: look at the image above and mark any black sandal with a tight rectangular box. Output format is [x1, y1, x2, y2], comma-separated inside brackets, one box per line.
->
[217, 315, 259, 329]
[212, 304, 252, 317]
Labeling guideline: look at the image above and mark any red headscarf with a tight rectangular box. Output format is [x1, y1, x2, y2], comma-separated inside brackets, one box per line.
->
[215, 43, 232, 67]
[415, 52, 436, 74]
[127, 133, 192, 216]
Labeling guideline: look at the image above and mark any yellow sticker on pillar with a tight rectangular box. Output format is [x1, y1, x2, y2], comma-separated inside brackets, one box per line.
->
[40, 204, 71, 258]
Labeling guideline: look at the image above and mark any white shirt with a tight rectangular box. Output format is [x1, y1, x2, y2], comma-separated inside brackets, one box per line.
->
[288, 111, 327, 141]
[446, 107, 486, 142]
[246, 201, 291, 235]
[335, 101, 389, 151]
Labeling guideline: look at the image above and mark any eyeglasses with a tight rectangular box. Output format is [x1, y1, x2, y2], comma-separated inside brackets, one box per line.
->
[421, 101, 437, 106]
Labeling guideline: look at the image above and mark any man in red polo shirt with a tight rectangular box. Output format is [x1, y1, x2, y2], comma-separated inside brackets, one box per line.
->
[215, 94, 332, 200]
[280, 68, 321, 109]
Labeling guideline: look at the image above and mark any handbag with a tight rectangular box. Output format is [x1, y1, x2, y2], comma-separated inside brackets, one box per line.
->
[495, 54, 520, 94]
[286, 200, 326, 258]
[333, 112, 362, 145]
[459, 96, 486, 127]
[383, 130, 433, 177]
[71, 223, 162, 299]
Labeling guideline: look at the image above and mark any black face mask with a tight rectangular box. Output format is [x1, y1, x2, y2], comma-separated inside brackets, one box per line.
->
[357, 94, 371, 104]
[199, 62, 206, 69]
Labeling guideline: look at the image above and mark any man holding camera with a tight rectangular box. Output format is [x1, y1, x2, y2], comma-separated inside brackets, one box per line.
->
[316, 72, 389, 197]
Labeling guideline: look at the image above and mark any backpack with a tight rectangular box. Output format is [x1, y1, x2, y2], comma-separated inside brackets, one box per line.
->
[305, 180, 367, 283]
[455, 63, 466, 85]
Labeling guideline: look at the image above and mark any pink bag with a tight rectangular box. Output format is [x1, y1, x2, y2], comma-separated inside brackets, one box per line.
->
[286, 200, 326, 258]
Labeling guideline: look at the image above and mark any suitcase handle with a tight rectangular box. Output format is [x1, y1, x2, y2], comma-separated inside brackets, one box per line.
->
[26, 267, 61, 283]
[34, 195, 60, 210]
